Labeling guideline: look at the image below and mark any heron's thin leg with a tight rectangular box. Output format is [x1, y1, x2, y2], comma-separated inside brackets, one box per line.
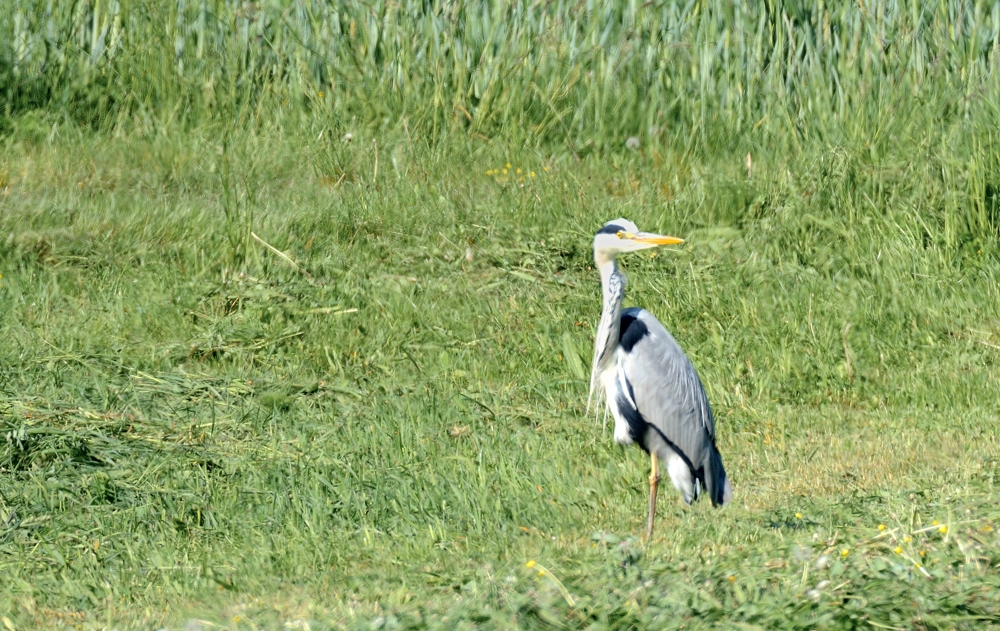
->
[646, 452, 660, 541]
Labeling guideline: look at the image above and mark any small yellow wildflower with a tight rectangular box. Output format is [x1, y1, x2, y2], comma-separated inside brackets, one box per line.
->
[530, 171, 536, 177]
[795, 513, 803, 519]
[932, 520, 939, 526]
[914, 562, 921, 568]
[233, 615, 241, 623]
[525, 560, 536, 569]
[516, 168, 522, 174]
[727, 575, 736, 582]
[840, 549, 849, 557]
[919, 550, 926, 557]
[903, 536, 912, 543]
[317, 91, 324, 98]
[938, 525, 947, 534]
[543, 166, 549, 171]
[878, 524, 886, 531]
[893, 546, 902, 554]
[502, 168, 508, 175]
[506, 162, 511, 168]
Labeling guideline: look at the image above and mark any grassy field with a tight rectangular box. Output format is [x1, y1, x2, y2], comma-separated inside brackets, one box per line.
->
[3, 1, 1000, 630]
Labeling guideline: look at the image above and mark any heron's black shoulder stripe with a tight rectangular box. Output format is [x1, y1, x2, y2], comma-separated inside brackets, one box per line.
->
[597, 223, 625, 235]
[615, 386, 649, 451]
[618, 313, 649, 353]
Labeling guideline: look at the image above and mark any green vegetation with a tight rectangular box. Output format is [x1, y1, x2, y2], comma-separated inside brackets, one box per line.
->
[2, 1, 1000, 629]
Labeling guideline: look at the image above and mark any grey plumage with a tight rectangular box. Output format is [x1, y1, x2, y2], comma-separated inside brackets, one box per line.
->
[617, 307, 730, 506]
[589, 218, 731, 537]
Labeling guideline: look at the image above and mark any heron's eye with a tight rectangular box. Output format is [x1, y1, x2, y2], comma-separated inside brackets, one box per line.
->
[616, 231, 624, 239]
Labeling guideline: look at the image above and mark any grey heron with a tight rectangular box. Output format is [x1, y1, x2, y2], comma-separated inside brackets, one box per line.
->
[589, 219, 732, 540]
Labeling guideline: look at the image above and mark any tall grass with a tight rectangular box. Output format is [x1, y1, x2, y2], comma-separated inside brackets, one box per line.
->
[4, 1, 999, 245]
[2, 1, 997, 137]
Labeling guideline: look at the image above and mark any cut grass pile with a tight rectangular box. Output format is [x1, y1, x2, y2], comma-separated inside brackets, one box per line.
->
[2, 1, 1000, 629]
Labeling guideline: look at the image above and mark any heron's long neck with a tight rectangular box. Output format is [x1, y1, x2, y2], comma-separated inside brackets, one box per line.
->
[590, 259, 625, 400]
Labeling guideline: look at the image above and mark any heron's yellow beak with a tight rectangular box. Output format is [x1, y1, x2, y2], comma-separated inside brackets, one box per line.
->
[631, 232, 684, 246]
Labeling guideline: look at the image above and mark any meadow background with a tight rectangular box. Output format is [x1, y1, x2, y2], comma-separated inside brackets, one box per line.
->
[2, 0, 1000, 628]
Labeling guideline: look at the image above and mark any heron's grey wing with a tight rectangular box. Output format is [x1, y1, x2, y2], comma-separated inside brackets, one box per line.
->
[618, 308, 717, 470]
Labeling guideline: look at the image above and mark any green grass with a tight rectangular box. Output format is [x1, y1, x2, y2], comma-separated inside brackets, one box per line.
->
[2, 114, 1000, 629]
[3, 1, 1000, 629]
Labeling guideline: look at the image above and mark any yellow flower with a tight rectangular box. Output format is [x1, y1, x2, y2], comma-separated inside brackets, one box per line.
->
[317, 91, 324, 98]
[914, 562, 921, 568]
[878, 524, 886, 531]
[543, 166, 549, 172]
[525, 560, 536, 569]
[727, 575, 735, 582]
[893, 546, 902, 554]
[938, 525, 947, 534]
[516, 168, 522, 174]
[505, 162, 511, 168]
[932, 520, 939, 526]
[795, 513, 803, 519]
[919, 550, 926, 557]
[530, 171, 536, 177]
[502, 168, 508, 175]
[903, 536, 912, 543]
[840, 549, 849, 557]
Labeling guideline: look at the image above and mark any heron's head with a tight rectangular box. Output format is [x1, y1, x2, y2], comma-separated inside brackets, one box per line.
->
[593, 218, 684, 266]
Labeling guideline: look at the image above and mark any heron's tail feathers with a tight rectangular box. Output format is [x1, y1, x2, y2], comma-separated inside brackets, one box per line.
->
[705, 446, 731, 507]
